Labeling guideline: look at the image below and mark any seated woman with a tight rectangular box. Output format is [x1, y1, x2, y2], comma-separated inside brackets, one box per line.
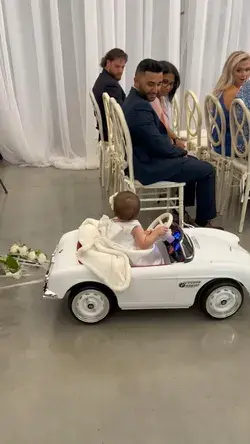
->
[212, 51, 250, 156]
[237, 78, 250, 106]
[232, 79, 250, 153]
[151, 61, 185, 148]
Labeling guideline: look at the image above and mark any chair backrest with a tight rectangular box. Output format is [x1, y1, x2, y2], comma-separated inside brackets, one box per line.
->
[102, 92, 113, 145]
[184, 90, 202, 145]
[89, 91, 104, 142]
[230, 98, 250, 162]
[172, 96, 180, 136]
[109, 97, 135, 187]
[204, 94, 226, 157]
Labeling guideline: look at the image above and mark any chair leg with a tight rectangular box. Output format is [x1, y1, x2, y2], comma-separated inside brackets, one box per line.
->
[220, 165, 233, 216]
[214, 161, 220, 209]
[0, 178, 8, 194]
[100, 147, 105, 187]
[166, 188, 171, 212]
[113, 167, 117, 194]
[105, 156, 112, 192]
[178, 186, 184, 228]
[217, 161, 226, 213]
[238, 180, 250, 233]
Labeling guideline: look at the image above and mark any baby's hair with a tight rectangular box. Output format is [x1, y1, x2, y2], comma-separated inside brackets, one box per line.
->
[113, 191, 140, 221]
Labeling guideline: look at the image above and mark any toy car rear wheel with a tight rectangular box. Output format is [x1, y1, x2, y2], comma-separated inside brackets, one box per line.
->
[68, 285, 112, 324]
[200, 281, 243, 319]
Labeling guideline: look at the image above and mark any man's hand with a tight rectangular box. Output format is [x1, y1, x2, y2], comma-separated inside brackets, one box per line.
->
[175, 138, 186, 149]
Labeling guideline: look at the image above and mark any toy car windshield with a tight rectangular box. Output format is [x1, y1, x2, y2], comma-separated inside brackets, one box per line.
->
[166, 223, 194, 263]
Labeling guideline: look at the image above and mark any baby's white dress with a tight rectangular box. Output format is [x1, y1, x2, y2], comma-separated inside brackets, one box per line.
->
[112, 219, 164, 266]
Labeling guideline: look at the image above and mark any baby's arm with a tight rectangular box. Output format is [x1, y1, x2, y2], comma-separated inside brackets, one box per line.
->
[132, 225, 168, 250]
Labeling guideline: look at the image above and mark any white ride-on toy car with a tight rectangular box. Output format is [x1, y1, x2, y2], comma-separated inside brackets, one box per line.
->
[43, 213, 250, 323]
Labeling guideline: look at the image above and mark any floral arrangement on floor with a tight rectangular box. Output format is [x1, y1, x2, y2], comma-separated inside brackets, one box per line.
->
[0, 243, 48, 279]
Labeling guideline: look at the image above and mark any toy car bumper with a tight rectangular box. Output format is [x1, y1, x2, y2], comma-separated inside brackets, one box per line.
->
[43, 287, 58, 299]
[42, 249, 59, 300]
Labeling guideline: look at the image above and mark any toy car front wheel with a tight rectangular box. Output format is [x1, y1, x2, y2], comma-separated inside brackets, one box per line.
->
[69, 286, 112, 324]
[200, 281, 243, 319]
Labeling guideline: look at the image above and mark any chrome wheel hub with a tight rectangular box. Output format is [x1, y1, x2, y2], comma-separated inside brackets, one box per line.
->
[206, 286, 242, 319]
[72, 289, 110, 323]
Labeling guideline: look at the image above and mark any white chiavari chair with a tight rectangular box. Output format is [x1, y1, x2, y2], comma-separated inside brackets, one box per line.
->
[102, 92, 116, 192]
[89, 91, 107, 187]
[181, 90, 207, 157]
[224, 98, 250, 232]
[109, 98, 185, 226]
[172, 96, 180, 137]
[204, 94, 227, 212]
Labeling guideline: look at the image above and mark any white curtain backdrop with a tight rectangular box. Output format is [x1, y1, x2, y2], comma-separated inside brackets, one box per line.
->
[180, 0, 250, 115]
[0, 0, 180, 168]
[1, 0, 249, 168]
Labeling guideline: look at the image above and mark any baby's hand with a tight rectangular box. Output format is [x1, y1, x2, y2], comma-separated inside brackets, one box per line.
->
[155, 225, 169, 237]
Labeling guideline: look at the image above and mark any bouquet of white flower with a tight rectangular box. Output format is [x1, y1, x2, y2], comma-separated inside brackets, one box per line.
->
[0, 254, 21, 278]
[0, 243, 48, 279]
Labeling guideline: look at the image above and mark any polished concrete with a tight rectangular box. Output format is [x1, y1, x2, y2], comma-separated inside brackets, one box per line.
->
[1, 165, 250, 443]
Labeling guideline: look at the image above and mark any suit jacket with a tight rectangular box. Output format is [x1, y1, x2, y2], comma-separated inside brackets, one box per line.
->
[123, 88, 187, 185]
[93, 69, 126, 141]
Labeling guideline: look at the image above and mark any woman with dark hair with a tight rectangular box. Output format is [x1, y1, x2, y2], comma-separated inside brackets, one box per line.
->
[159, 61, 180, 103]
[151, 61, 184, 148]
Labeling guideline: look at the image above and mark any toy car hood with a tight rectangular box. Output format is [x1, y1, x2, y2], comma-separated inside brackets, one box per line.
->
[188, 228, 249, 264]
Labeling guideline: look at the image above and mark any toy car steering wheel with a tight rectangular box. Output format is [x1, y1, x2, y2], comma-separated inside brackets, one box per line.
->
[147, 212, 173, 230]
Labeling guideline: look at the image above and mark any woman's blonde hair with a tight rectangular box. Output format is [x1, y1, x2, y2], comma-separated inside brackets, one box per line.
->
[213, 51, 250, 97]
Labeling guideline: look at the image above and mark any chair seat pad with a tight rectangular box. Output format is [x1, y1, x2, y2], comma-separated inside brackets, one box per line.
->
[135, 180, 186, 189]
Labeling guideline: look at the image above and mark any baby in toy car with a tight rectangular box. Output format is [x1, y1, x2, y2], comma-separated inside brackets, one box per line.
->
[110, 191, 173, 266]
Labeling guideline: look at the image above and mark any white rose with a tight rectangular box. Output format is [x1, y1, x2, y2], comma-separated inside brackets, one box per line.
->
[5, 269, 22, 279]
[28, 250, 36, 261]
[19, 245, 28, 257]
[9, 244, 19, 255]
[38, 253, 47, 264]
[5, 271, 12, 277]
[12, 269, 22, 279]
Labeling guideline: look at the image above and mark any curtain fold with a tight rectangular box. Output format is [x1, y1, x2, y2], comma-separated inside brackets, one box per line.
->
[180, 0, 249, 115]
[0, 0, 181, 168]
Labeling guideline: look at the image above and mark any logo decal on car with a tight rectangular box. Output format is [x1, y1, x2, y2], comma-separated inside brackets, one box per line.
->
[179, 281, 201, 288]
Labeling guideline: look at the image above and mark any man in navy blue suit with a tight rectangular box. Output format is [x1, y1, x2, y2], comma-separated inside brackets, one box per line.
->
[93, 48, 127, 141]
[123, 59, 217, 228]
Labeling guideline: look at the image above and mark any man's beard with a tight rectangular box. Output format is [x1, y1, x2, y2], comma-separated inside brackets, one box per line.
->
[110, 71, 122, 81]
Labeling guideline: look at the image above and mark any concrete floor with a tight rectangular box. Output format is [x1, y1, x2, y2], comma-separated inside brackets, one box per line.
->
[1, 165, 250, 443]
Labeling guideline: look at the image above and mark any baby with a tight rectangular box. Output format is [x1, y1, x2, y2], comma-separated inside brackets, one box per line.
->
[111, 191, 170, 266]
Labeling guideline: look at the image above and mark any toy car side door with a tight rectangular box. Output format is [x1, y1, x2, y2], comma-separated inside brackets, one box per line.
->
[117, 264, 179, 309]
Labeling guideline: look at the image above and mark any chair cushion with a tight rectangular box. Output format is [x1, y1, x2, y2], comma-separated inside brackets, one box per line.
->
[135, 180, 186, 188]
